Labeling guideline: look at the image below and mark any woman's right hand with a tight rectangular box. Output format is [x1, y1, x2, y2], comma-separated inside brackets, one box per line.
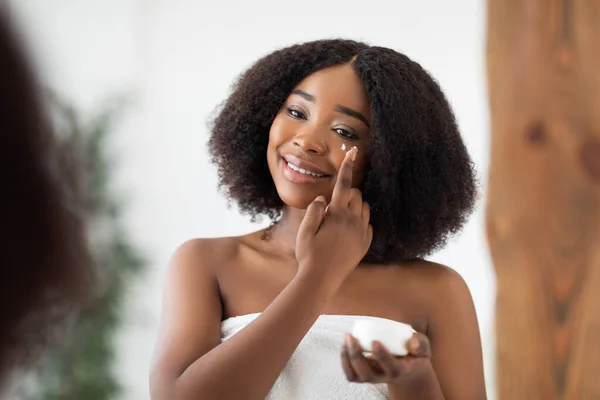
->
[295, 146, 373, 290]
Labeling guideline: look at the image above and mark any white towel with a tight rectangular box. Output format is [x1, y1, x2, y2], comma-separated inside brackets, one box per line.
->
[221, 313, 390, 399]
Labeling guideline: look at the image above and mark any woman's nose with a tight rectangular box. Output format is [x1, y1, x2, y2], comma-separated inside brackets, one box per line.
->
[292, 126, 327, 155]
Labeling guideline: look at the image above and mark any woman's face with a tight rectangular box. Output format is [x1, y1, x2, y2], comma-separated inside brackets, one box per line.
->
[267, 64, 371, 210]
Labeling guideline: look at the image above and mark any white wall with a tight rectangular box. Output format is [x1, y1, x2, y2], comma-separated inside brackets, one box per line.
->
[9, 1, 495, 398]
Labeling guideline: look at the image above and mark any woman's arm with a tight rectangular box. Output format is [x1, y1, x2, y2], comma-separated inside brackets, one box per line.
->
[424, 266, 487, 399]
[149, 238, 337, 400]
[388, 266, 487, 399]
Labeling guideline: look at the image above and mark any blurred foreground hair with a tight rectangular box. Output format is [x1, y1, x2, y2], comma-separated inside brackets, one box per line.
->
[0, 6, 93, 386]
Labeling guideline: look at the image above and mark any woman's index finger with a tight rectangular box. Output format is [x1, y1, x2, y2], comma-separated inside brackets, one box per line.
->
[330, 146, 357, 207]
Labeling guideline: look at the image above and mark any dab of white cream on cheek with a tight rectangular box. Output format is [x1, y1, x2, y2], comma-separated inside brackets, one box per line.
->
[341, 143, 346, 151]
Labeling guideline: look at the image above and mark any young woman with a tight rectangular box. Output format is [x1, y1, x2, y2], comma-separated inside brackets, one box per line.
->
[150, 39, 486, 399]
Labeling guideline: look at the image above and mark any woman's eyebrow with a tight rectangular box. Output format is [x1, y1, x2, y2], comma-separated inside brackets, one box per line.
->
[334, 105, 370, 128]
[290, 89, 370, 128]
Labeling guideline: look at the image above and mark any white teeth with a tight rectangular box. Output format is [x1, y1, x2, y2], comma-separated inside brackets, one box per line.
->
[287, 161, 324, 177]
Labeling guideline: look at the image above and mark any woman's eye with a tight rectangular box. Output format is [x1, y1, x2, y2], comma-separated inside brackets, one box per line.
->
[286, 108, 306, 119]
[334, 128, 359, 140]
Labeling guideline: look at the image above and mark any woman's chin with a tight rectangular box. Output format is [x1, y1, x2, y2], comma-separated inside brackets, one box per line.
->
[278, 192, 321, 211]
[281, 199, 312, 211]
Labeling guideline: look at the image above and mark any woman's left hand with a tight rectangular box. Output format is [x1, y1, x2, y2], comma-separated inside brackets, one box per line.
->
[341, 332, 432, 384]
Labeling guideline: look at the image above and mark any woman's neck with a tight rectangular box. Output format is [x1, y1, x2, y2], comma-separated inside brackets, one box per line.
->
[266, 206, 306, 258]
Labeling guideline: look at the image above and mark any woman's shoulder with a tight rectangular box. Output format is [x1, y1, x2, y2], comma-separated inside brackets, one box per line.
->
[168, 231, 266, 274]
[385, 259, 465, 286]
[173, 236, 242, 256]
[406, 259, 465, 285]
[371, 260, 471, 317]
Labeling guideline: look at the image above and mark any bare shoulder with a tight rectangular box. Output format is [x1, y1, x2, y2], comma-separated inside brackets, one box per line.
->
[411, 260, 467, 288]
[168, 236, 246, 274]
[378, 259, 468, 292]
[151, 236, 252, 395]
[402, 260, 477, 333]
[172, 236, 241, 258]
[370, 260, 473, 329]
[406, 260, 471, 306]
[160, 236, 245, 312]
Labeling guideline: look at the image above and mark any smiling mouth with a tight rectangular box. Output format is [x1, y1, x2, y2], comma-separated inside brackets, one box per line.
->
[282, 157, 328, 178]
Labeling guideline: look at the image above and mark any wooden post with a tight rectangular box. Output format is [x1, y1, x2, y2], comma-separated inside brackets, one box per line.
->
[486, 0, 600, 399]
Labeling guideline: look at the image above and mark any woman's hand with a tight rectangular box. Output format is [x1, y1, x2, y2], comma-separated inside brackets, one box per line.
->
[341, 332, 433, 384]
[295, 147, 373, 289]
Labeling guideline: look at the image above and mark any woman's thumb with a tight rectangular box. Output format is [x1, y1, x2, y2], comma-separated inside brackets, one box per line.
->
[299, 195, 327, 235]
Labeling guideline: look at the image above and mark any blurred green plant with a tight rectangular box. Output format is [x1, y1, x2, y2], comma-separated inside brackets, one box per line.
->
[18, 94, 146, 400]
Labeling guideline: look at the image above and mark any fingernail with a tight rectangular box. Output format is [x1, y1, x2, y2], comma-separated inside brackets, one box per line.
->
[351, 146, 358, 161]
[315, 195, 325, 203]
[347, 336, 359, 354]
[344, 334, 352, 348]
[341, 343, 348, 354]
[409, 337, 420, 353]
[372, 341, 382, 355]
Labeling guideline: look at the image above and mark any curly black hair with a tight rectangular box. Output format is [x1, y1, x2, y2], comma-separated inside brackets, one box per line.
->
[208, 39, 478, 263]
